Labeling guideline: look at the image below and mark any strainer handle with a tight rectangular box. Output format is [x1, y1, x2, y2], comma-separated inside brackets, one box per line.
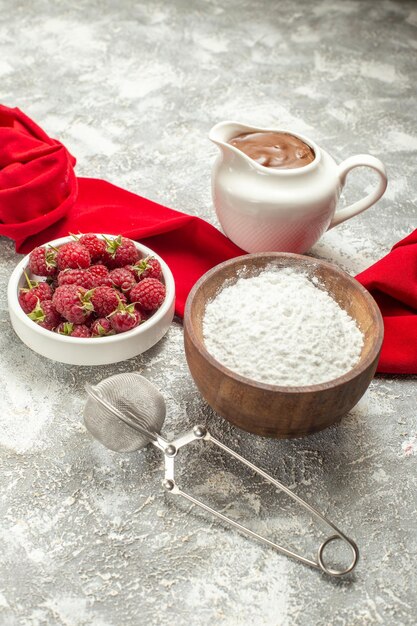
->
[161, 425, 359, 577]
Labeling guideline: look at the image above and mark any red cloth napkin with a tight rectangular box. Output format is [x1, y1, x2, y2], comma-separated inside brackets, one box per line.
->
[356, 230, 417, 374]
[0, 105, 244, 317]
[0, 104, 416, 374]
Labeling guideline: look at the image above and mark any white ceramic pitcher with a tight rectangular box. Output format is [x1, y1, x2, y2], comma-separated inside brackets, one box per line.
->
[209, 121, 387, 253]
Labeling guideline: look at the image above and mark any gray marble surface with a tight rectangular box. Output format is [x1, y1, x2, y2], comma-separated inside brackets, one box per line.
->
[0, 0, 416, 624]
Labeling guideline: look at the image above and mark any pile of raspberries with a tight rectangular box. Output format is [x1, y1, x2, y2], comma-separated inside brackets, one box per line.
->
[19, 234, 166, 338]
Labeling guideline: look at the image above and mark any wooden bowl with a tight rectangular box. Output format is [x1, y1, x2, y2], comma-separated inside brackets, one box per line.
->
[184, 253, 383, 438]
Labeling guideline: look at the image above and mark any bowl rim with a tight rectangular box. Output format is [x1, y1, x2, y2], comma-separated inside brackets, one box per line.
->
[184, 252, 384, 393]
[8, 234, 176, 345]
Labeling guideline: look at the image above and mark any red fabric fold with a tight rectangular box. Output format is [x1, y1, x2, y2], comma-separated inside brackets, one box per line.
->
[0, 105, 243, 317]
[355, 231, 417, 374]
[0, 104, 416, 373]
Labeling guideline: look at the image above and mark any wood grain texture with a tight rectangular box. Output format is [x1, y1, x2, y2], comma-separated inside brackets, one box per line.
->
[184, 253, 384, 438]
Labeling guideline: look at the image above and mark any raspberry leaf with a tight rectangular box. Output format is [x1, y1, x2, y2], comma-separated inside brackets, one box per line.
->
[109, 297, 136, 318]
[46, 247, 59, 265]
[80, 289, 95, 312]
[102, 234, 122, 257]
[57, 322, 74, 335]
[130, 256, 152, 276]
[95, 321, 114, 336]
[27, 299, 45, 323]
[22, 270, 38, 291]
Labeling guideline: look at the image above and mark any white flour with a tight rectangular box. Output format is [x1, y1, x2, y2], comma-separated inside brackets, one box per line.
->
[203, 268, 364, 386]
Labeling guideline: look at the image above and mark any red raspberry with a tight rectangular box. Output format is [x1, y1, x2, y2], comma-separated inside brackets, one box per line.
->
[71, 324, 92, 338]
[77, 234, 106, 262]
[27, 300, 62, 331]
[19, 275, 52, 314]
[57, 242, 91, 270]
[58, 269, 95, 289]
[91, 318, 115, 337]
[109, 301, 142, 333]
[88, 264, 108, 279]
[124, 266, 137, 280]
[56, 322, 91, 338]
[129, 256, 162, 281]
[88, 265, 112, 287]
[52, 285, 94, 324]
[102, 235, 139, 269]
[91, 286, 126, 317]
[28, 246, 57, 277]
[109, 268, 136, 294]
[129, 278, 166, 311]
[83, 315, 95, 328]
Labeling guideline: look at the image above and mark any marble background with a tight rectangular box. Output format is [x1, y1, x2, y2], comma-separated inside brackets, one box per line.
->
[0, 0, 416, 624]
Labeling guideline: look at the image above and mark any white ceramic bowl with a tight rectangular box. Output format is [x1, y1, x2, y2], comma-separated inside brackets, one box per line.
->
[7, 235, 175, 366]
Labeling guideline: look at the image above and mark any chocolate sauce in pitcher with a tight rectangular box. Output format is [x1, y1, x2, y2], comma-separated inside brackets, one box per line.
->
[229, 131, 315, 169]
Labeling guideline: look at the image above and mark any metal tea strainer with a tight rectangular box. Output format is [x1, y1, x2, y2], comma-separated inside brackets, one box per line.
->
[84, 372, 359, 577]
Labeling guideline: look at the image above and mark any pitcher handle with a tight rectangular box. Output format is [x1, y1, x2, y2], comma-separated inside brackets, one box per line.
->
[328, 154, 387, 229]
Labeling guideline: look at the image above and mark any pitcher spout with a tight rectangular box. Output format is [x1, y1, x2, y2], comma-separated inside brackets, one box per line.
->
[209, 121, 255, 147]
[209, 121, 260, 168]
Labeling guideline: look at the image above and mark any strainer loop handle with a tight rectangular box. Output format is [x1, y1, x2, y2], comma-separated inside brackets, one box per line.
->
[163, 426, 359, 577]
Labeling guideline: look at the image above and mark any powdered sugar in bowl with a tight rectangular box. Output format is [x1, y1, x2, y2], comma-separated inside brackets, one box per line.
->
[184, 253, 383, 438]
